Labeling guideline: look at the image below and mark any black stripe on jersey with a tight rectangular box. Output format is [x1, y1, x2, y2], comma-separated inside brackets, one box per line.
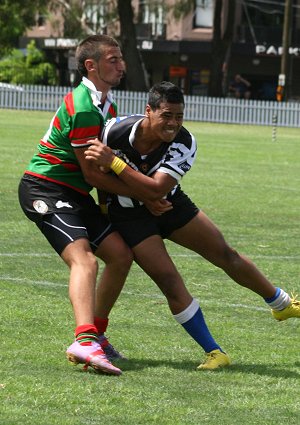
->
[106, 115, 194, 176]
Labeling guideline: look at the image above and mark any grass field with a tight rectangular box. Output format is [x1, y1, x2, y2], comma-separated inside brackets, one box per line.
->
[0, 108, 299, 425]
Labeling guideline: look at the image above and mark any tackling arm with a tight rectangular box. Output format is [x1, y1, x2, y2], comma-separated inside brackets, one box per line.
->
[74, 147, 138, 198]
[84, 140, 178, 201]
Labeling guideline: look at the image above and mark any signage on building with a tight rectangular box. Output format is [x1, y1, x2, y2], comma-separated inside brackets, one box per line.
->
[43, 38, 78, 49]
[256, 45, 300, 56]
[169, 66, 187, 78]
[141, 40, 153, 50]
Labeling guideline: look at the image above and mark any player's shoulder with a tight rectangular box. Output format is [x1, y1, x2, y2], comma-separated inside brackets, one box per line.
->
[105, 114, 144, 135]
[102, 114, 144, 145]
[63, 83, 93, 115]
[113, 114, 144, 126]
[173, 126, 196, 150]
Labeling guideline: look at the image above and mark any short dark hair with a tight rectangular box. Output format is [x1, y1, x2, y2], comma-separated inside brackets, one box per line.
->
[148, 81, 185, 110]
[75, 34, 120, 77]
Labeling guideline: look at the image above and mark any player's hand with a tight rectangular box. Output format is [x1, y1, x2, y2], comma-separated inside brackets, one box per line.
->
[85, 139, 114, 167]
[144, 199, 173, 216]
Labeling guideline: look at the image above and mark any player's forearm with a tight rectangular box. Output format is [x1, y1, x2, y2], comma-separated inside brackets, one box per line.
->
[110, 157, 171, 201]
[85, 167, 137, 198]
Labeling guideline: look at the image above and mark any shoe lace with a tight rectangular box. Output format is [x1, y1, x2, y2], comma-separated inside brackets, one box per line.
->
[291, 293, 300, 306]
[205, 352, 218, 362]
[99, 335, 120, 355]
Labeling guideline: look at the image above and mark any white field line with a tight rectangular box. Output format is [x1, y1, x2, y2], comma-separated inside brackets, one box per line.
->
[1, 252, 299, 260]
[1, 275, 268, 312]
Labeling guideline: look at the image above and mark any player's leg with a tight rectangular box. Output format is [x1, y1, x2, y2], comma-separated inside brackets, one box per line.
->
[94, 232, 133, 318]
[18, 178, 121, 374]
[43, 214, 122, 375]
[93, 231, 133, 360]
[61, 238, 98, 326]
[169, 210, 299, 319]
[132, 235, 230, 369]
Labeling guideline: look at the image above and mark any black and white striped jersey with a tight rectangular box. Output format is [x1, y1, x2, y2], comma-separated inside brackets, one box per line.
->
[101, 115, 197, 208]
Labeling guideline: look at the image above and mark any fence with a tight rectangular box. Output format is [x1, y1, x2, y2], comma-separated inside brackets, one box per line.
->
[0, 83, 299, 127]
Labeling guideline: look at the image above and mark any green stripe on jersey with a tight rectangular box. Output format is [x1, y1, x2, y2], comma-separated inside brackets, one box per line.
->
[26, 82, 118, 194]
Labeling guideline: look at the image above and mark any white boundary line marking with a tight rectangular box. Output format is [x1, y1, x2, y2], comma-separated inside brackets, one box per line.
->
[1, 252, 299, 260]
[1, 275, 268, 312]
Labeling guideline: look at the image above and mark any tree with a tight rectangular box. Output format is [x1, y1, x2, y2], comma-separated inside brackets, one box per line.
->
[0, 40, 58, 84]
[208, 0, 236, 97]
[117, 0, 148, 91]
[50, 0, 149, 91]
[0, 0, 49, 55]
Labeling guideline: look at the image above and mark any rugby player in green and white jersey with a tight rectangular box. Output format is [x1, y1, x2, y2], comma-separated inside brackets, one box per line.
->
[19, 35, 147, 375]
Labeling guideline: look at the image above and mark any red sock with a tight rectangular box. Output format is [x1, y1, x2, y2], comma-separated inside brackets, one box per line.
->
[94, 317, 109, 334]
[75, 324, 98, 346]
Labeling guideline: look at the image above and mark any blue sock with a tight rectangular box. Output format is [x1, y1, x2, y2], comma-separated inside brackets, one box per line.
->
[264, 287, 281, 303]
[173, 299, 221, 353]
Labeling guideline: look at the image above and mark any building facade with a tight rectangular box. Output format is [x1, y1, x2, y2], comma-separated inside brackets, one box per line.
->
[20, 0, 300, 100]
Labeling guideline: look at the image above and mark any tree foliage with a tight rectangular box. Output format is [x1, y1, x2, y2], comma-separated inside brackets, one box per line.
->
[171, 0, 194, 20]
[0, 40, 58, 85]
[50, 0, 148, 91]
[0, 0, 49, 55]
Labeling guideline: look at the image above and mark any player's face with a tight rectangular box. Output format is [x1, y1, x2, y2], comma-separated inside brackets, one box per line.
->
[94, 45, 125, 89]
[147, 102, 184, 143]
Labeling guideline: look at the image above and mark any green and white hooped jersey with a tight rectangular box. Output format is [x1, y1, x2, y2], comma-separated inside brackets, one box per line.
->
[25, 78, 118, 194]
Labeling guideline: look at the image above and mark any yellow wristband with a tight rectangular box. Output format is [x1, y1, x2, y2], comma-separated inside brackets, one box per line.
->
[110, 156, 127, 175]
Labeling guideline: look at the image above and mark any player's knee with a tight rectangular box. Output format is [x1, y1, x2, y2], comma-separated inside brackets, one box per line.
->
[108, 245, 133, 272]
[116, 246, 133, 271]
[69, 251, 99, 274]
[217, 245, 241, 270]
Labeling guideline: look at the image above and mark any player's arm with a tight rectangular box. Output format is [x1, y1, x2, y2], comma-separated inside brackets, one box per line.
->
[85, 140, 177, 201]
[74, 146, 139, 198]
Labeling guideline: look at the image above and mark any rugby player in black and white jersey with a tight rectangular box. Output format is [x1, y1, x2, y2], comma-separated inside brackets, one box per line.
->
[85, 81, 300, 370]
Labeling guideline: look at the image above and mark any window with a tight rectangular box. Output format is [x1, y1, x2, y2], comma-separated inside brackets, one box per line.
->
[37, 15, 46, 27]
[241, 1, 284, 27]
[194, 0, 214, 28]
[85, 1, 107, 33]
[139, 1, 165, 37]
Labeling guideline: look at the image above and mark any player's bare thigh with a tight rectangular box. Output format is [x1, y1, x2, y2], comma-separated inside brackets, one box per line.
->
[94, 231, 133, 268]
[168, 210, 229, 263]
[132, 235, 192, 310]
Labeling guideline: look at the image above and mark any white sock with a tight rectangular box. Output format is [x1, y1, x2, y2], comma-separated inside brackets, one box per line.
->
[266, 288, 291, 311]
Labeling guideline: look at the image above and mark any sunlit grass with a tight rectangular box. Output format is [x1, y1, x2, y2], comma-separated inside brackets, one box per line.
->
[0, 109, 299, 425]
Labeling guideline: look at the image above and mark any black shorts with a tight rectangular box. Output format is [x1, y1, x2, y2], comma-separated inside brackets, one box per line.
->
[18, 175, 115, 255]
[109, 187, 199, 248]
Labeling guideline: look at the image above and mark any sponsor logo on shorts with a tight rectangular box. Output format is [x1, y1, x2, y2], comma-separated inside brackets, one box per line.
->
[33, 200, 48, 214]
[55, 200, 73, 209]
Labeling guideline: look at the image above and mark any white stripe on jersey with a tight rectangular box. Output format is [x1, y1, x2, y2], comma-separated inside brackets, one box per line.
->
[102, 115, 197, 208]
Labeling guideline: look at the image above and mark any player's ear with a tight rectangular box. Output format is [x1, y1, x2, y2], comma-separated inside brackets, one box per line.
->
[85, 59, 96, 73]
[145, 104, 151, 117]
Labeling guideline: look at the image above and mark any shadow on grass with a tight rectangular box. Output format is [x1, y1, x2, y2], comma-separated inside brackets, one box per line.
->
[58, 352, 300, 378]
[77, 358, 300, 379]
[224, 363, 300, 379]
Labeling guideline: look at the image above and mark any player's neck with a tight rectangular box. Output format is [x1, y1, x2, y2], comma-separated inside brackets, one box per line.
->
[134, 124, 162, 155]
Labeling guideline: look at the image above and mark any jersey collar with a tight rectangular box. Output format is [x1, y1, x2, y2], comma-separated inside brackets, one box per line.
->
[82, 76, 114, 110]
[128, 117, 145, 146]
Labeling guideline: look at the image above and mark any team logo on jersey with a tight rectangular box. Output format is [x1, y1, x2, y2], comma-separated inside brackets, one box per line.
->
[55, 200, 73, 209]
[33, 200, 48, 214]
[139, 163, 149, 173]
[177, 160, 191, 172]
